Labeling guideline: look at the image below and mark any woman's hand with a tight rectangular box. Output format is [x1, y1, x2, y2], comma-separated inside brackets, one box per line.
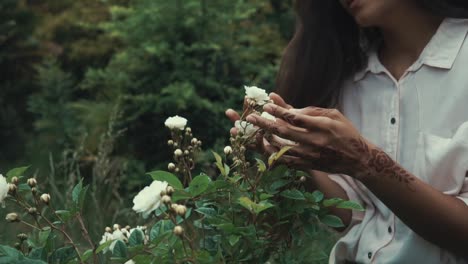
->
[246, 103, 375, 179]
[225, 92, 293, 136]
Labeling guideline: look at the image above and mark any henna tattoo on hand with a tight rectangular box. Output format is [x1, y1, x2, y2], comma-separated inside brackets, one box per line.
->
[354, 138, 416, 190]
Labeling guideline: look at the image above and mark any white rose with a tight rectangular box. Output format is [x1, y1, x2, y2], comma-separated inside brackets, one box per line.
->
[132, 180, 168, 218]
[108, 229, 127, 252]
[245, 86, 270, 105]
[124, 260, 136, 264]
[235, 120, 257, 137]
[164, 115, 188, 130]
[0, 174, 8, 205]
[99, 232, 113, 253]
[260, 112, 276, 122]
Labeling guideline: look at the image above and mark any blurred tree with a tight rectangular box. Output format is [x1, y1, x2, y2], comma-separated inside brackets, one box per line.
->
[0, 0, 39, 169]
[78, 0, 294, 171]
[2, 0, 295, 239]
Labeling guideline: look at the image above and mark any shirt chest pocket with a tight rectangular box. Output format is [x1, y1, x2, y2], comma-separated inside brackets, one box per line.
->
[414, 124, 468, 195]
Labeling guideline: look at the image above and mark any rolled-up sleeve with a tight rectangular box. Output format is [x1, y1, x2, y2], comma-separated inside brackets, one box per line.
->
[328, 174, 367, 232]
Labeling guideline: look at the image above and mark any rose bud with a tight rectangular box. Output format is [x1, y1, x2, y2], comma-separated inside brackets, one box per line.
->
[11, 177, 19, 185]
[27, 178, 37, 188]
[6, 213, 20, 222]
[168, 140, 174, 146]
[105, 226, 112, 233]
[161, 195, 171, 204]
[17, 233, 28, 241]
[28, 207, 37, 215]
[173, 225, 184, 236]
[174, 149, 183, 157]
[168, 163, 176, 171]
[8, 184, 17, 195]
[40, 193, 51, 204]
[176, 205, 187, 216]
[166, 186, 175, 195]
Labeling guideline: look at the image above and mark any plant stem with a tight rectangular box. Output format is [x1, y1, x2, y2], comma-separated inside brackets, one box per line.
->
[20, 220, 42, 230]
[77, 212, 98, 264]
[40, 213, 83, 263]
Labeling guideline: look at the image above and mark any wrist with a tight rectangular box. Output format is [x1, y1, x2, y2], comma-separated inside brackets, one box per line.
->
[353, 142, 394, 184]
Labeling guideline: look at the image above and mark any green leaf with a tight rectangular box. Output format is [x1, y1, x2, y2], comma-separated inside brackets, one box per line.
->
[269, 179, 289, 192]
[38, 227, 51, 247]
[55, 210, 71, 222]
[49, 246, 77, 264]
[212, 151, 225, 176]
[323, 198, 344, 207]
[228, 235, 240, 246]
[280, 189, 305, 200]
[256, 158, 266, 173]
[311, 190, 324, 203]
[28, 247, 47, 261]
[320, 215, 345, 228]
[71, 179, 83, 205]
[171, 189, 192, 202]
[81, 249, 93, 262]
[112, 240, 127, 258]
[259, 193, 273, 200]
[195, 207, 216, 217]
[129, 229, 145, 246]
[254, 201, 274, 214]
[6, 166, 30, 182]
[71, 179, 88, 211]
[189, 175, 211, 197]
[268, 146, 293, 167]
[237, 197, 274, 215]
[0, 245, 23, 258]
[224, 164, 230, 176]
[147, 171, 183, 189]
[95, 240, 114, 254]
[150, 220, 174, 242]
[335, 200, 365, 211]
[238, 197, 255, 213]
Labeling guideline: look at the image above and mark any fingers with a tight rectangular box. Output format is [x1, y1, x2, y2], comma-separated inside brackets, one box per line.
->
[225, 109, 240, 122]
[296, 106, 342, 120]
[269, 92, 292, 109]
[256, 133, 279, 156]
[246, 114, 309, 144]
[263, 104, 332, 132]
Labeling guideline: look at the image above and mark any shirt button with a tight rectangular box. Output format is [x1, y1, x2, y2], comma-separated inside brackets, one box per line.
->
[388, 226, 392, 234]
[368, 252, 372, 259]
[390, 117, 396, 124]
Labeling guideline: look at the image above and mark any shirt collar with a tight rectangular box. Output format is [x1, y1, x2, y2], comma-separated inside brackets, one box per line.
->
[354, 18, 468, 82]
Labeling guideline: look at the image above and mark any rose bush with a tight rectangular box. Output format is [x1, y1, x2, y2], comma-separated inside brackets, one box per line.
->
[0, 86, 364, 263]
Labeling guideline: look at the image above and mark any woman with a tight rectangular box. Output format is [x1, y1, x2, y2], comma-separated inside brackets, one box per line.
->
[227, 0, 468, 263]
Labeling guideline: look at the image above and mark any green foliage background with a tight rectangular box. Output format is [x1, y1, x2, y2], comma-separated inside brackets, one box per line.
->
[0, 0, 337, 261]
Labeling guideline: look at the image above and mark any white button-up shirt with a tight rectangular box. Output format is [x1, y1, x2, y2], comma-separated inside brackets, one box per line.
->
[328, 18, 468, 264]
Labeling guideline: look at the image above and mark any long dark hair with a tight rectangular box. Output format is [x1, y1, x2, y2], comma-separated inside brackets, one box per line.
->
[276, 0, 468, 108]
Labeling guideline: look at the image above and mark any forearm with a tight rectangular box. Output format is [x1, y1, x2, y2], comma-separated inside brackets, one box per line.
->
[306, 170, 352, 228]
[358, 149, 468, 257]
